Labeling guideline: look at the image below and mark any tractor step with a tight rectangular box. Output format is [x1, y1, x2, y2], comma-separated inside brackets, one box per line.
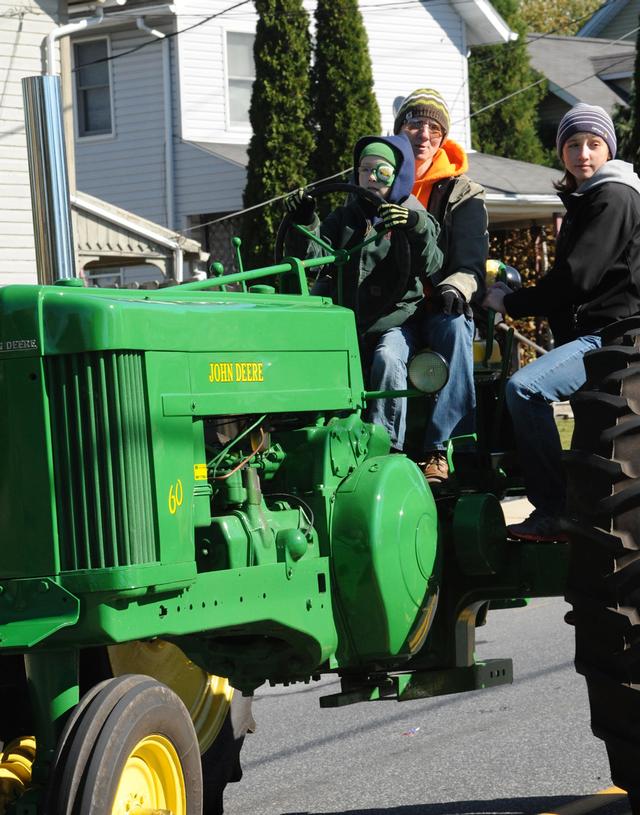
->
[319, 659, 513, 707]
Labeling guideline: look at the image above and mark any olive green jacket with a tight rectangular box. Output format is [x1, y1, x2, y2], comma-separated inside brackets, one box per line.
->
[425, 174, 489, 304]
[286, 196, 442, 336]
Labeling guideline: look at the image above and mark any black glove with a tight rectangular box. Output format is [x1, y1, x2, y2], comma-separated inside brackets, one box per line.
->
[377, 202, 419, 230]
[435, 285, 472, 317]
[284, 188, 316, 223]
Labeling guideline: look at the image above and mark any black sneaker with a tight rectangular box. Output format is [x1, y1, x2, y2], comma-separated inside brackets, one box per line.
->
[508, 509, 568, 542]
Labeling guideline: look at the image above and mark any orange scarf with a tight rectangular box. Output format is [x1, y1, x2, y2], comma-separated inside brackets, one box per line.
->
[413, 139, 468, 208]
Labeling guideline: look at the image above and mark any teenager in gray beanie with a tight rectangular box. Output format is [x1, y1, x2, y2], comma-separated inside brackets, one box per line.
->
[556, 102, 617, 159]
[483, 102, 640, 538]
[484, 100, 640, 813]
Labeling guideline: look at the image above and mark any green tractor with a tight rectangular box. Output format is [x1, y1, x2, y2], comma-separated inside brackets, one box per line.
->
[0, 191, 573, 813]
[2, 67, 606, 815]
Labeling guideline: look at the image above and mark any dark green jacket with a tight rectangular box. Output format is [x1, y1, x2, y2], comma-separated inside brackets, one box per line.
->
[287, 196, 442, 336]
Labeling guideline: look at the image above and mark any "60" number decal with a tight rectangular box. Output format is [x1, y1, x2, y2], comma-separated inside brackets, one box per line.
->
[168, 479, 184, 515]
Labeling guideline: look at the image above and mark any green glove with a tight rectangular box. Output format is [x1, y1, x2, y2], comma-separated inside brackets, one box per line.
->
[378, 202, 419, 230]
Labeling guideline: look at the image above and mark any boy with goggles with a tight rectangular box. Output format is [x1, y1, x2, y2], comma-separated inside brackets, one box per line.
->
[284, 133, 443, 372]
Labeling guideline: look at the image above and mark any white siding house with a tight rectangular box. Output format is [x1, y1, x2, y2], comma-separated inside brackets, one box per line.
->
[0, 0, 59, 283]
[69, 0, 514, 238]
[0, 0, 205, 285]
[73, 24, 170, 225]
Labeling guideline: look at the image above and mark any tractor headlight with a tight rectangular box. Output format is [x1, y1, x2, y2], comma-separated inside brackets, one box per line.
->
[408, 350, 449, 394]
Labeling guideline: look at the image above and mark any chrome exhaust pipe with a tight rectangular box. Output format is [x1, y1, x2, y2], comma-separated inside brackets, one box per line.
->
[22, 74, 76, 284]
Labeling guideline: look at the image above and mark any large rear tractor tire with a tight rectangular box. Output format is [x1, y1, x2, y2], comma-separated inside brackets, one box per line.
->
[108, 640, 252, 813]
[200, 691, 255, 815]
[108, 640, 234, 754]
[565, 318, 640, 803]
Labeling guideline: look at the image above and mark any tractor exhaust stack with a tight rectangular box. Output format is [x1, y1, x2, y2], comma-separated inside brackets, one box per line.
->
[22, 74, 75, 284]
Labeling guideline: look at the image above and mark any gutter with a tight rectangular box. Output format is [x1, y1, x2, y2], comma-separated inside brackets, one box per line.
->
[450, 0, 517, 45]
[485, 192, 562, 203]
[484, 192, 564, 225]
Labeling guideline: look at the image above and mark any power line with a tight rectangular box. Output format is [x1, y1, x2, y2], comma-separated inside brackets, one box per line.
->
[463, 26, 638, 125]
[72, 0, 253, 73]
[63, 0, 635, 234]
[71, 0, 437, 74]
[0, 6, 43, 16]
[70, 0, 617, 75]
[183, 20, 640, 236]
[468, 1, 619, 70]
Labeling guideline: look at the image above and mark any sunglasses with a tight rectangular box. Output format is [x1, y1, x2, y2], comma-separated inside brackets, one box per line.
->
[358, 162, 395, 184]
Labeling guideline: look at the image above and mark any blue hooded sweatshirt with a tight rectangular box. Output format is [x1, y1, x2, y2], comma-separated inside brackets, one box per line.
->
[353, 134, 416, 207]
[286, 134, 443, 336]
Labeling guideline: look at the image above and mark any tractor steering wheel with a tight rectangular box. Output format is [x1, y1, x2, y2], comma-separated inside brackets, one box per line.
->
[273, 181, 410, 272]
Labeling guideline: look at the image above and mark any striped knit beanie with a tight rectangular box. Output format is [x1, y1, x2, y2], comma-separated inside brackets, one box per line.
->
[393, 88, 450, 138]
[556, 103, 617, 159]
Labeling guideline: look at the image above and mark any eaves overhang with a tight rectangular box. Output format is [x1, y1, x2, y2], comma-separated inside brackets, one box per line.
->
[451, 0, 517, 46]
[485, 193, 565, 228]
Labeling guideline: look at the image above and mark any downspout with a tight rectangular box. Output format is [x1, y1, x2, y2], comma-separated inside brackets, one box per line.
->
[135, 17, 181, 281]
[44, 8, 105, 75]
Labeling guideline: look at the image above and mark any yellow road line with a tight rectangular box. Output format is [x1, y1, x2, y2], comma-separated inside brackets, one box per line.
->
[540, 787, 628, 815]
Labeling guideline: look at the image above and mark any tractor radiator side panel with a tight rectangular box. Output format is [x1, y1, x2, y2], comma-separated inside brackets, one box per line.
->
[0, 357, 59, 579]
[46, 351, 158, 572]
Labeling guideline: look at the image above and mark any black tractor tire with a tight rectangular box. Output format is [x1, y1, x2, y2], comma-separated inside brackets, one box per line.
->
[48, 674, 157, 815]
[0, 655, 34, 741]
[200, 691, 256, 815]
[52, 676, 202, 815]
[565, 318, 640, 802]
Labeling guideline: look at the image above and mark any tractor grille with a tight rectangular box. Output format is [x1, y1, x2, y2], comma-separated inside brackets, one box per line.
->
[46, 351, 157, 571]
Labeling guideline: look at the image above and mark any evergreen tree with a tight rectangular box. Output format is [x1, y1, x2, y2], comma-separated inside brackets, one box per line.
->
[311, 0, 380, 207]
[241, 0, 314, 269]
[612, 101, 633, 164]
[468, 0, 547, 165]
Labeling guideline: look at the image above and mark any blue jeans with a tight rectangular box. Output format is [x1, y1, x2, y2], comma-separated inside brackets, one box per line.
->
[367, 311, 475, 452]
[505, 334, 602, 517]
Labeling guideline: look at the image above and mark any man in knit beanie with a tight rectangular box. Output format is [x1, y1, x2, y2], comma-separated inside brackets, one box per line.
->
[368, 87, 488, 482]
[394, 88, 451, 140]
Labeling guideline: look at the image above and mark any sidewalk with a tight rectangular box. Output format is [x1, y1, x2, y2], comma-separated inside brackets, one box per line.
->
[553, 400, 573, 419]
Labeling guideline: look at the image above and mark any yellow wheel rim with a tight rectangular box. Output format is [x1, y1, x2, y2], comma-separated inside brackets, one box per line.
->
[111, 734, 186, 815]
[108, 641, 234, 753]
[0, 736, 36, 815]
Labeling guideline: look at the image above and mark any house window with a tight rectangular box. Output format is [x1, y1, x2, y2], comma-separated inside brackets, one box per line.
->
[74, 38, 113, 137]
[227, 31, 255, 126]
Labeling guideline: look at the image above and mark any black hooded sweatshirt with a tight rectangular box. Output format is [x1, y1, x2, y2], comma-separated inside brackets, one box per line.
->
[504, 159, 640, 345]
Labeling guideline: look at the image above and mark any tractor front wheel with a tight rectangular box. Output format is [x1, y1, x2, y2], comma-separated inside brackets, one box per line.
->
[50, 676, 202, 814]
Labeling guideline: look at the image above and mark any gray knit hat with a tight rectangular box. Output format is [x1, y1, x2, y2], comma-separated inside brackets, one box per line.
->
[556, 103, 617, 159]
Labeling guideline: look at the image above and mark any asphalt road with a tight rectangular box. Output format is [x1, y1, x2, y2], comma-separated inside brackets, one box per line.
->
[223, 596, 631, 815]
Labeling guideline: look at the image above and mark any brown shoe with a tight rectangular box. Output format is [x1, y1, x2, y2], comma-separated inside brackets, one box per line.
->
[422, 452, 449, 483]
